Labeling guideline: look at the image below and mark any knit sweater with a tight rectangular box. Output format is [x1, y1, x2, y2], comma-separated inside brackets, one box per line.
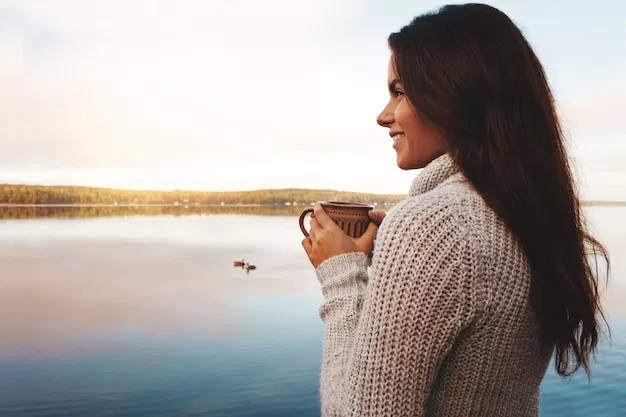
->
[315, 153, 552, 417]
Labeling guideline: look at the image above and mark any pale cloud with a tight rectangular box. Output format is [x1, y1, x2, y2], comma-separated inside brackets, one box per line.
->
[559, 88, 626, 139]
[557, 88, 626, 201]
[0, 0, 402, 193]
[0, 0, 340, 166]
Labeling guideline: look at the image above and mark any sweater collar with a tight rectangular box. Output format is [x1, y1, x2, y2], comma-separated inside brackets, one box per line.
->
[408, 152, 460, 196]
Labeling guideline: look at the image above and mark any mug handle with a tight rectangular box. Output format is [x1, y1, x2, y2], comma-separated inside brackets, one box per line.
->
[298, 208, 314, 237]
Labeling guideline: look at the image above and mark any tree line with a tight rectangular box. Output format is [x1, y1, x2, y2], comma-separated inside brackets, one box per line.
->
[0, 205, 310, 220]
[0, 184, 406, 206]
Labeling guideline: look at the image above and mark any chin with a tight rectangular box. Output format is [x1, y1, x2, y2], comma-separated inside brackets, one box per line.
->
[397, 150, 440, 170]
[396, 155, 423, 170]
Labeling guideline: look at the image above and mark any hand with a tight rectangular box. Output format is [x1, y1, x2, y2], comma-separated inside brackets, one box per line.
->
[301, 203, 381, 269]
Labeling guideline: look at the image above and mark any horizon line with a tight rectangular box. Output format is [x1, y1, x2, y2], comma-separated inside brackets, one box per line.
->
[1, 183, 626, 205]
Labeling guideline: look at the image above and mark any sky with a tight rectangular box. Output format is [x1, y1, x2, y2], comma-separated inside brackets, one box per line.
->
[1, 0, 625, 199]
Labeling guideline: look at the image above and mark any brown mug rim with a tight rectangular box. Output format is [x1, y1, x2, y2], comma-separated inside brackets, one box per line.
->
[320, 201, 375, 210]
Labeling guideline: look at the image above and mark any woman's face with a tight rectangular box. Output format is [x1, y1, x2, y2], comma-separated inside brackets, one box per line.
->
[376, 55, 446, 170]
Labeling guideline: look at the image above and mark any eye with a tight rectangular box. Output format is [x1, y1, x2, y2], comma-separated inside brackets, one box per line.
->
[393, 89, 404, 98]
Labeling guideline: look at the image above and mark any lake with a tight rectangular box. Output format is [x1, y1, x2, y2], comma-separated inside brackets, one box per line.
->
[0, 205, 624, 416]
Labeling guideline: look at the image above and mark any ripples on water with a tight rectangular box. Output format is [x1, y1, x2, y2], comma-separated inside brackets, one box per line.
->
[0, 207, 624, 416]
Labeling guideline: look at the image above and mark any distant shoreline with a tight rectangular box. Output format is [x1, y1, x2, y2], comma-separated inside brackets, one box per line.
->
[1, 183, 625, 207]
[0, 184, 405, 206]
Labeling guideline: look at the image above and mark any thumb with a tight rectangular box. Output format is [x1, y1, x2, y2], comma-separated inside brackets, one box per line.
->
[355, 221, 379, 252]
[368, 210, 386, 226]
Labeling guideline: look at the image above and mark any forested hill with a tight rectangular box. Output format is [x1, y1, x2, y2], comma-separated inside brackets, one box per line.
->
[0, 184, 406, 206]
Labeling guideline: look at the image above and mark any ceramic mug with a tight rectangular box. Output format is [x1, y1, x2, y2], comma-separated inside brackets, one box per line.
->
[299, 201, 374, 239]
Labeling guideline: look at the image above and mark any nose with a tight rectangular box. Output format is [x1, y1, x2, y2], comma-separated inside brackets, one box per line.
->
[376, 101, 394, 128]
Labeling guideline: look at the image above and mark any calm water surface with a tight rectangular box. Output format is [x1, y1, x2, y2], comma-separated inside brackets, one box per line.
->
[0, 207, 624, 416]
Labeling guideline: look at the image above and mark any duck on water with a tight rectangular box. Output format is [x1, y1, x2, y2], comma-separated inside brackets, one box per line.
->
[233, 259, 257, 272]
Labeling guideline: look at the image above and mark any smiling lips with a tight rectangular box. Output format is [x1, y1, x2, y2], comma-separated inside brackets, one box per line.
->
[390, 132, 405, 146]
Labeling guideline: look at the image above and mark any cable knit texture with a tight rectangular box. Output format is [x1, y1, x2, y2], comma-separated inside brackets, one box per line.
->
[315, 153, 552, 417]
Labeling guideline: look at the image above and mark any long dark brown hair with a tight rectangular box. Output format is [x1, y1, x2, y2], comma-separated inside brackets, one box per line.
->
[388, 3, 610, 377]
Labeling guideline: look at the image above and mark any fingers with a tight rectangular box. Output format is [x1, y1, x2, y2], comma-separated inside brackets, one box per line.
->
[312, 203, 341, 230]
[301, 236, 317, 267]
[368, 210, 386, 226]
[309, 217, 321, 239]
[355, 221, 378, 251]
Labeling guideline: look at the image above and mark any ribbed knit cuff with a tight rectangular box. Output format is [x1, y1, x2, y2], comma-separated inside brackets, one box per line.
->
[315, 252, 369, 299]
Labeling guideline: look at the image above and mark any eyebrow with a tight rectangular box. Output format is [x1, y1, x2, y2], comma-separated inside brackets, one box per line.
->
[388, 79, 400, 92]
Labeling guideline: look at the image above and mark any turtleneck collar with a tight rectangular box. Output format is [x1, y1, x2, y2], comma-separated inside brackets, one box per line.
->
[408, 152, 460, 197]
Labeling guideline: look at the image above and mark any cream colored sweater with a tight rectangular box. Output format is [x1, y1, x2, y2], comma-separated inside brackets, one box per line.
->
[315, 153, 552, 417]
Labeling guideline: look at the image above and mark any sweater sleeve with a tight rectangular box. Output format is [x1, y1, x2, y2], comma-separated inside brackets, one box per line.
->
[314, 197, 479, 417]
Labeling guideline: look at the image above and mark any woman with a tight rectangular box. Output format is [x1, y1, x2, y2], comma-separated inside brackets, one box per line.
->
[301, 3, 610, 417]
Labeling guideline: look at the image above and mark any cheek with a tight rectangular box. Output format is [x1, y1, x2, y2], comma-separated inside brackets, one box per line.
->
[396, 100, 423, 137]
[394, 100, 414, 130]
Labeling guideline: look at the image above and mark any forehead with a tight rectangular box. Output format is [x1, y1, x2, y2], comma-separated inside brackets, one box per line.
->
[387, 55, 398, 80]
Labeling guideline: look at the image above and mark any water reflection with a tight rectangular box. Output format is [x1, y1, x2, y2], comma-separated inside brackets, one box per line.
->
[0, 208, 624, 417]
[0, 214, 319, 360]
